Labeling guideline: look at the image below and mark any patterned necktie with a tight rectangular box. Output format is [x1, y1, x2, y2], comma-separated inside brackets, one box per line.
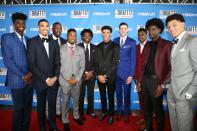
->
[120, 38, 124, 47]
[21, 37, 26, 49]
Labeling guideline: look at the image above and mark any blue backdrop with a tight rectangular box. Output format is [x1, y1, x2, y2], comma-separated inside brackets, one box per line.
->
[0, 4, 197, 110]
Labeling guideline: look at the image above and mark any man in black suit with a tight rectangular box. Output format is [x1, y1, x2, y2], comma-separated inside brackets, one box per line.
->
[46, 22, 66, 118]
[78, 29, 97, 121]
[95, 25, 119, 125]
[27, 19, 60, 131]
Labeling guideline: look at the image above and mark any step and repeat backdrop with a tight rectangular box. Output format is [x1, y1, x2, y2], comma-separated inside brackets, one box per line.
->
[0, 4, 197, 109]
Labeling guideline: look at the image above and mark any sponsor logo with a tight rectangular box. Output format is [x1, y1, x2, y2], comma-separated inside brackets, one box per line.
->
[0, 11, 5, 19]
[115, 9, 133, 18]
[0, 28, 6, 32]
[159, 10, 177, 19]
[185, 26, 197, 35]
[93, 12, 110, 16]
[29, 10, 46, 19]
[30, 27, 39, 32]
[50, 12, 67, 17]
[137, 12, 155, 17]
[71, 10, 88, 18]
[182, 13, 197, 17]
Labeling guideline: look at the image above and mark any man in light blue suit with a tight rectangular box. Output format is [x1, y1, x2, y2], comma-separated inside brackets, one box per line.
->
[113, 22, 136, 123]
[1, 13, 33, 131]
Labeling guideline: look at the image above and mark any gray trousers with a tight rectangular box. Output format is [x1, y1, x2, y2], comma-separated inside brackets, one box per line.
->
[167, 87, 196, 131]
[61, 84, 80, 124]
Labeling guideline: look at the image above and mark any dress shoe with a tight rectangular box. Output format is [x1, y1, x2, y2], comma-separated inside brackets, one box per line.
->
[49, 128, 61, 131]
[87, 113, 97, 118]
[123, 115, 129, 123]
[136, 118, 145, 125]
[108, 116, 113, 125]
[139, 123, 146, 131]
[56, 114, 62, 121]
[80, 114, 86, 121]
[116, 114, 121, 121]
[63, 123, 70, 131]
[73, 118, 84, 125]
[99, 112, 108, 121]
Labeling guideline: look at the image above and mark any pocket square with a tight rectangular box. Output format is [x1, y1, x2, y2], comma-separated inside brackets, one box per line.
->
[179, 48, 185, 52]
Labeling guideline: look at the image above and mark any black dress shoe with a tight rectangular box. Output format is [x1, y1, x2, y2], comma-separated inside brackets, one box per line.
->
[49, 128, 61, 131]
[87, 113, 97, 118]
[73, 119, 84, 125]
[63, 123, 70, 131]
[124, 115, 129, 123]
[99, 112, 108, 121]
[108, 116, 113, 125]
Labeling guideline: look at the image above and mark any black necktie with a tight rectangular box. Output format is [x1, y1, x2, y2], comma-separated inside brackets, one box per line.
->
[172, 39, 179, 44]
[42, 38, 49, 43]
[85, 44, 89, 61]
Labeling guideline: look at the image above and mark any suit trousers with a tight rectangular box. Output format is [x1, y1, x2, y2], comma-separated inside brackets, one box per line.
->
[115, 75, 132, 115]
[141, 75, 164, 131]
[61, 84, 80, 124]
[79, 78, 95, 115]
[36, 87, 58, 131]
[98, 76, 115, 116]
[167, 87, 196, 131]
[11, 85, 33, 131]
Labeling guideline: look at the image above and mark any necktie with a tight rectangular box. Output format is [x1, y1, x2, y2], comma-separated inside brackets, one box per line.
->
[42, 38, 49, 43]
[57, 38, 61, 46]
[120, 38, 124, 47]
[85, 44, 89, 61]
[69, 46, 74, 60]
[21, 37, 26, 49]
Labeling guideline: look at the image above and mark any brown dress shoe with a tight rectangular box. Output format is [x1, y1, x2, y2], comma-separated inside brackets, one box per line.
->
[124, 115, 129, 123]
[136, 118, 145, 125]
[116, 114, 121, 121]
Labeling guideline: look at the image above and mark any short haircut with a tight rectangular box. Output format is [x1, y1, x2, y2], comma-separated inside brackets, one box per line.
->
[12, 12, 27, 23]
[52, 22, 61, 27]
[80, 28, 93, 38]
[38, 19, 49, 26]
[138, 28, 147, 34]
[165, 13, 185, 26]
[101, 25, 112, 33]
[67, 28, 76, 35]
[119, 22, 128, 28]
[145, 18, 164, 34]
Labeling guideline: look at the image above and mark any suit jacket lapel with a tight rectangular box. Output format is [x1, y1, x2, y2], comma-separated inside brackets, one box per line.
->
[172, 33, 187, 58]
[37, 35, 49, 60]
[13, 32, 26, 50]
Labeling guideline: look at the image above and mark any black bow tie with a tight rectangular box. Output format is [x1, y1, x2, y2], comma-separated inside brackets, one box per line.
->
[42, 38, 49, 42]
[172, 39, 179, 44]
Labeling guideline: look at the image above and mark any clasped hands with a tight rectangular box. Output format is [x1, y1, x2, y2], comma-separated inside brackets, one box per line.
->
[46, 76, 58, 87]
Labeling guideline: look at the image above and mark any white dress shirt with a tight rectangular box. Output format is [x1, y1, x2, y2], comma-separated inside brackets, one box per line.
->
[83, 42, 90, 60]
[39, 34, 49, 57]
[120, 35, 127, 46]
[15, 31, 26, 48]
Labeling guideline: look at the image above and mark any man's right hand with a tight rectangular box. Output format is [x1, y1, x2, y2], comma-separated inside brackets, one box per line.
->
[136, 82, 141, 92]
[98, 75, 106, 83]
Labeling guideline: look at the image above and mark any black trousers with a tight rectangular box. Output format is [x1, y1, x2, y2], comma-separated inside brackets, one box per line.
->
[98, 76, 115, 116]
[79, 78, 95, 115]
[141, 75, 164, 131]
[36, 87, 58, 131]
[11, 85, 33, 131]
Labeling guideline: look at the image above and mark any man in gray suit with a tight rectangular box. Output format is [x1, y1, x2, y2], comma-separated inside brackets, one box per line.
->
[59, 29, 85, 131]
[166, 13, 197, 131]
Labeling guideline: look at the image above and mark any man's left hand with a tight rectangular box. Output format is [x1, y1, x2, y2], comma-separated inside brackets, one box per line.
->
[154, 85, 164, 97]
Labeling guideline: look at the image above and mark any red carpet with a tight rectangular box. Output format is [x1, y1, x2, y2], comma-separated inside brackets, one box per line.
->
[0, 109, 195, 131]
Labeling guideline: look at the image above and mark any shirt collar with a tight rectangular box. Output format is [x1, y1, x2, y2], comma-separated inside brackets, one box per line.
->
[67, 42, 75, 47]
[140, 40, 147, 46]
[52, 34, 59, 40]
[15, 31, 24, 39]
[120, 35, 127, 41]
[39, 34, 48, 39]
[176, 31, 185, 42]
[83, 42, 90, 48]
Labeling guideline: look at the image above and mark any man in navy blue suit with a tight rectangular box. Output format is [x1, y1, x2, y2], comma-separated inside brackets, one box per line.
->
[113, 22, 136, 123]
[1, 12, 33, 131]
[27, 19, 60, 131]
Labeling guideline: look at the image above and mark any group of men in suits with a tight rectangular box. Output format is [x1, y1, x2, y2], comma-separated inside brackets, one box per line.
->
[1, 12, 197, 131]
